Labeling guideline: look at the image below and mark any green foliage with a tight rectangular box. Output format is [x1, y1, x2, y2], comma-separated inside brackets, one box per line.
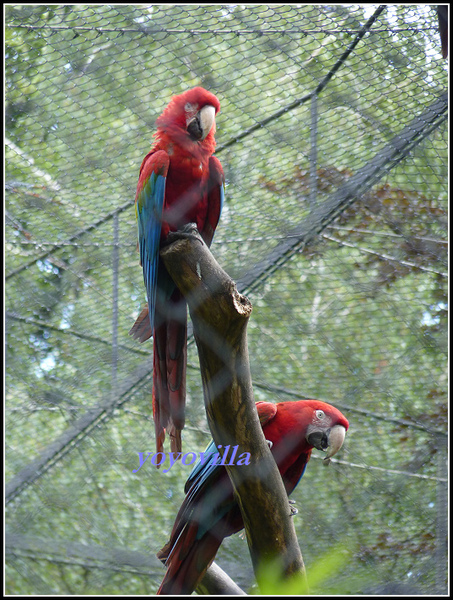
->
[253, 542, 353, 595]
[5, 4, 447, 595]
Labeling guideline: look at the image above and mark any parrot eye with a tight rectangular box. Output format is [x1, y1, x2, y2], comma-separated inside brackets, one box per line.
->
[315, 410, 325, 420]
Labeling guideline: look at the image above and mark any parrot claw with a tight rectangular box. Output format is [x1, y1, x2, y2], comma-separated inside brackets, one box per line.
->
[266, 439, 273, 449]
[289, 500, 298, 517]
[165, 223, 203, 246]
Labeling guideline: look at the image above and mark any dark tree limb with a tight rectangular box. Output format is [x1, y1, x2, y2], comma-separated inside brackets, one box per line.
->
[161, 225, 307, 592]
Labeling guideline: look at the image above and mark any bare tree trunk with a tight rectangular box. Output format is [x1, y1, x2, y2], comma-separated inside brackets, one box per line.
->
[161, 225, 307, 592]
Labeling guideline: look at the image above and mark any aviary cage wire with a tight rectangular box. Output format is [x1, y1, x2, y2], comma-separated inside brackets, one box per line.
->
[5, 4, 448, 595]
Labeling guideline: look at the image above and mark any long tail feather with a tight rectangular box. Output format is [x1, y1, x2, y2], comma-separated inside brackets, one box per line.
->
[157, 528, 223, 595]
[152, 288, 187, 455]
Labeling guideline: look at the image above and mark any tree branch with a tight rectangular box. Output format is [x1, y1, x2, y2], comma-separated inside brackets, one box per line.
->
[161, 225, 306, 591]
[196, 562, 247, 595]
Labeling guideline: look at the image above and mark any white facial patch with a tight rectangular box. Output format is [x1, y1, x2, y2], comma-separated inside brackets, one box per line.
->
[184, 103, 197, 126]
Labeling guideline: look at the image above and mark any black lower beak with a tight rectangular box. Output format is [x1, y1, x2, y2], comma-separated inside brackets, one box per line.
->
[307, 430, 330, 451]
[187, 116, 203, 140]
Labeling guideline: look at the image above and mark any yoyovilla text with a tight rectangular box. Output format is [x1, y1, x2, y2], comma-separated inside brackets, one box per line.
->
[132, 445, 251, 474]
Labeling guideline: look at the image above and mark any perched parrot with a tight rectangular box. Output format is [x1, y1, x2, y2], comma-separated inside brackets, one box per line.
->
[130, 87, 224, 455]
[156, 399, 349, 595]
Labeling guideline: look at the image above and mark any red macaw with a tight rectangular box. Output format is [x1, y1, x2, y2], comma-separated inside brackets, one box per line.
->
[130, 87, 224, 455]
[156, 399, 349, 595]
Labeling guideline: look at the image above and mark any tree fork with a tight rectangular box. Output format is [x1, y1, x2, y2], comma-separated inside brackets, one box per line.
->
[161, 224, 307, 592]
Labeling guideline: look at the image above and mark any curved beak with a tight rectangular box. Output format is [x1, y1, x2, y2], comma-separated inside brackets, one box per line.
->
[324, 424, 346, 460]
[307, 424, 346, 463]
[187, 105, 216, 141]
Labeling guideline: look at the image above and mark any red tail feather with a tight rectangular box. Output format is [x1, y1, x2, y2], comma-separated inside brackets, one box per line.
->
[157, 529, 223, 595]
[152, 290, 187, 455]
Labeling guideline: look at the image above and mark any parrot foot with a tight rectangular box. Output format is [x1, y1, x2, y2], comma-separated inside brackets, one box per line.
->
[165, 223, 203, 246]
[266, 439, 273, 449]
[289, 499, 298, 517]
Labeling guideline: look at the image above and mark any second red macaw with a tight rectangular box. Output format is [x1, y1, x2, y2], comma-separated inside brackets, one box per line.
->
[130, 87, 224, 455]
[156, 399, 349, 595]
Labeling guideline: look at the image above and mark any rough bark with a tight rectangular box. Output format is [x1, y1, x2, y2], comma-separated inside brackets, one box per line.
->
[161, 225, 306, 592]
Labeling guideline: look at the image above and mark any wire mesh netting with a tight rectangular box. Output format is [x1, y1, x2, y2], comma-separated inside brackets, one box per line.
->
[5, 4, 448, 595]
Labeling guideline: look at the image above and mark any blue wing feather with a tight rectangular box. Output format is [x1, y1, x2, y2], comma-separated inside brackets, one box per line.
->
[135, 157, 168, 332]
[182, 440, 236, 539]
[185, 440, 219, 491]
[218, 182, 224, 218]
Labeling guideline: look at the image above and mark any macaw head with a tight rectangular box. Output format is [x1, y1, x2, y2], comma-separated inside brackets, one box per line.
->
[155, 87, 221, 152]
[302, 400, 349, 463]
[260, 399, 349, 468]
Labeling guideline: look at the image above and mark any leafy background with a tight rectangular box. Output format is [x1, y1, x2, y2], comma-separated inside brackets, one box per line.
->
[5, 4, 448, 595]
